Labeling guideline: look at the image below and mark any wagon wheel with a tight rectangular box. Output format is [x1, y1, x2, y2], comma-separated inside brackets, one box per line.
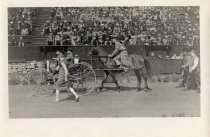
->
[28, 68, 55, 97]
[68, 62, 96, 96]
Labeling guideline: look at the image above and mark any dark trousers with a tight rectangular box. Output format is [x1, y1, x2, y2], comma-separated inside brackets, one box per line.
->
[186, 68, 200, 89]
[180, 67, 189, 86]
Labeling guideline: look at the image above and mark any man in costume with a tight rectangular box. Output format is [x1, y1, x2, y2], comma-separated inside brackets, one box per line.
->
[109, 37, 129, 70]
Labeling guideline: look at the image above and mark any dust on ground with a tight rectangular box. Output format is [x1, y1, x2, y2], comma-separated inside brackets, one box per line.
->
[9, 81, 200, 118]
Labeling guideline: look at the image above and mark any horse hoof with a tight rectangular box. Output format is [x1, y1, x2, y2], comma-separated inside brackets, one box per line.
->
[98, 87, 103, 92]
[145, 86, 152, 90]
[137, 88, 141, 92]
[144, 87, 152, 92]
[95, 88, 99, 93]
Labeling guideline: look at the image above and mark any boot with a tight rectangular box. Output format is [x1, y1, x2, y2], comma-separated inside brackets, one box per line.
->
[144, 86, 152, 91]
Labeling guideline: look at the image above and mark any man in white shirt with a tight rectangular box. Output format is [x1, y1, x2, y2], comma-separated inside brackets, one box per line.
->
[185, 50, 200, 90]
[176, 52, 193, 88]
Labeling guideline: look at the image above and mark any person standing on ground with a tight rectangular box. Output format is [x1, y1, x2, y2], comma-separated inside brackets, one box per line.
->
[185, 50, 200, 90]
[53, 51, 79, 103]
[176, 51, 193, 88]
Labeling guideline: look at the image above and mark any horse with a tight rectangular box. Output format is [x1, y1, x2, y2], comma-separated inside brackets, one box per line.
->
[88, 46, 152, 92]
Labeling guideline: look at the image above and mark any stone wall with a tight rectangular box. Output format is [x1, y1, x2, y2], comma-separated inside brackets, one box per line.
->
[8, 61, 56, 74]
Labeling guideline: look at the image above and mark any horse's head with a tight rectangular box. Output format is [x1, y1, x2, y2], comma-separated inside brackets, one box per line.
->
[88, 46, 107, 57]
[89, 47, 99, 56]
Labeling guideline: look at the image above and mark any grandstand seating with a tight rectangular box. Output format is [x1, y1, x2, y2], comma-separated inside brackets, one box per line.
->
[8, 7, 199, 47]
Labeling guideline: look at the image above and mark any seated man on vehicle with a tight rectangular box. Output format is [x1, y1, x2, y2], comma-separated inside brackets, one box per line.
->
[109, 36, 129, 70]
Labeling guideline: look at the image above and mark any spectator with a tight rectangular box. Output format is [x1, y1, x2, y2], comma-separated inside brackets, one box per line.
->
[62, 30, 71, 45]
[50, 8, 57, 18]
[55, 8, 63, 21]
[54, 31, 62, 46]
[47, 33, 54, 45]
[51, 20, 58, 35]
[18, 26, 28, 46]
[24, 17, 32, 34]
[62, 20, 69, 31]
[8, 21, 14, 36]
[163, 35, 169, 45]
[42, 21, 51, 35]
[8, 8, 37, 46]
[37, 7, 199, 48]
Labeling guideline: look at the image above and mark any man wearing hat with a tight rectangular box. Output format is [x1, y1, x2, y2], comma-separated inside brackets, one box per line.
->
[65, 47, 74, 67]
[109, 36, 129, 70]
[62, 20, 69, 32]
[53, 51, 79, 102]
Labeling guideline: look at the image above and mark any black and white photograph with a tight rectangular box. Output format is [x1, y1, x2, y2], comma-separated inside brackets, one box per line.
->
[7, 6, 201, 118]
[1, 0, 210, 137]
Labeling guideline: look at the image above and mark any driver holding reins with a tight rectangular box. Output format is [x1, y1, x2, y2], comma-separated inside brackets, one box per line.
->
[109, 36, 129, 71]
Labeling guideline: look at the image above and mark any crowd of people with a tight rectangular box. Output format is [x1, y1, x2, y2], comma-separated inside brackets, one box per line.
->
[8, 8, 37, 46]
[42, 7, 199, 47]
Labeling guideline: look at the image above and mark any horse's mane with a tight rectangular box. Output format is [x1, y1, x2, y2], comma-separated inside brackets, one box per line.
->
[95, 46, 108, 57]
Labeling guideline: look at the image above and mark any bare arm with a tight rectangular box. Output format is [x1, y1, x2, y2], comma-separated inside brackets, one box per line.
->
[55, 65, 60, 71]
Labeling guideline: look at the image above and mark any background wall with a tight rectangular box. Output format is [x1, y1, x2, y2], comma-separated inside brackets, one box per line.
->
[8, 45, 192, 74]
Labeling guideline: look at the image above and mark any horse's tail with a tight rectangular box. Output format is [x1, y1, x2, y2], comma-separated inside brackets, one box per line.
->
[144, 58, 152, 76]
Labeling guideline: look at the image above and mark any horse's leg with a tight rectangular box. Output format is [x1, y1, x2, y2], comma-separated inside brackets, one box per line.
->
[109, 71, 120, 92]
[143, 75, 152, 91]
[134, 69, 142, 91]
[99, 70, 109, 91]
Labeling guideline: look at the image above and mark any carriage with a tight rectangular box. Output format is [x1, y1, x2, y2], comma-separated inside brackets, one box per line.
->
[27, 59, 97, 96]
[27, 46, 152, 97]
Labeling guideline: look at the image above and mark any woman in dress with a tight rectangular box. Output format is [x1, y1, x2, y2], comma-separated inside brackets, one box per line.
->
[53, 51, 79, 102]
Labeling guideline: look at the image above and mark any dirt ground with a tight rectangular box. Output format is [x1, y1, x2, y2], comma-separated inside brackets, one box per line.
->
[9, 79, 200, 118]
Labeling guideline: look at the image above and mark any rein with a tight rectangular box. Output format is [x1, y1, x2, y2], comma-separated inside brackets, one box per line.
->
[91, 55, 109, 58]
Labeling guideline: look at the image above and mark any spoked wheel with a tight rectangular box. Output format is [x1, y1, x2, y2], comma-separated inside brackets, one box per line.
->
[68, 62, 96, 96]
[28, 69, 55, 97]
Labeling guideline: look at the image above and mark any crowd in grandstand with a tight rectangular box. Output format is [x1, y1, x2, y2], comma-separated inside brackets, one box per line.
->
[41, 7, 199, 46]
[8, 8, 36, 46]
